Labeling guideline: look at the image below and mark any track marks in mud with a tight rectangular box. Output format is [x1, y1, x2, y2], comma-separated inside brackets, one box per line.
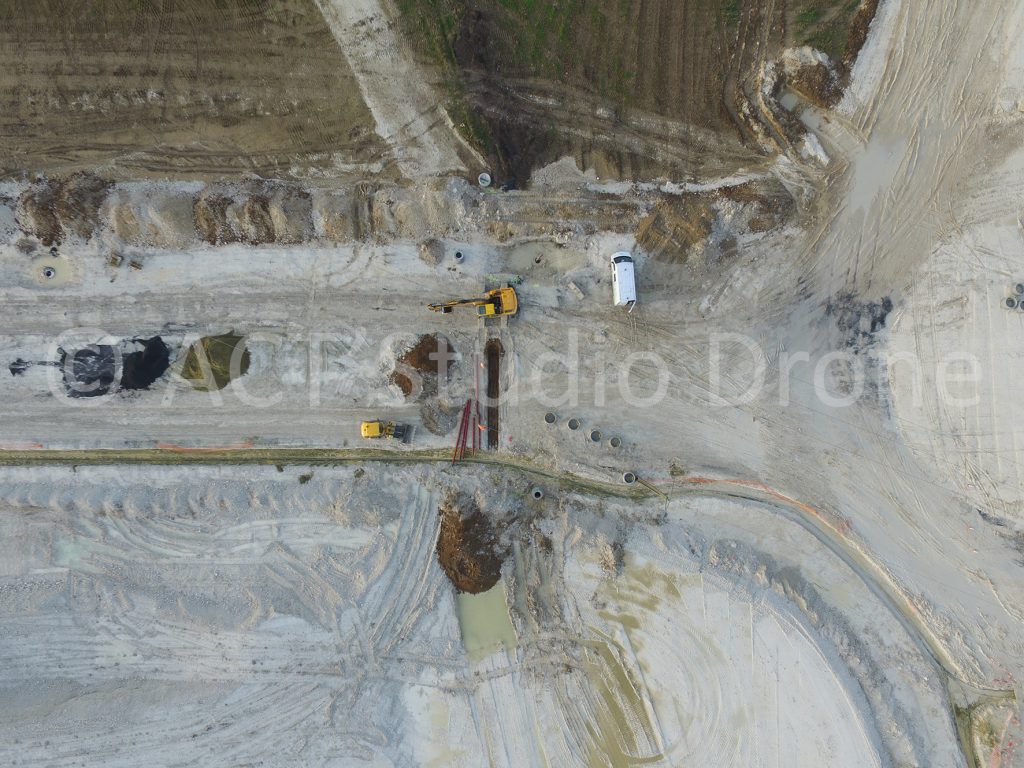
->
[0, 0, 385, 179]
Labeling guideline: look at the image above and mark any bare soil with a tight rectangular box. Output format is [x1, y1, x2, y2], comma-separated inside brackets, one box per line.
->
[436, 491, 506, 594]
[0, 0, 387, 180]
[390, 334, 455, 399]
[397, 0, 883, 183]
[15, 173, 113, 245]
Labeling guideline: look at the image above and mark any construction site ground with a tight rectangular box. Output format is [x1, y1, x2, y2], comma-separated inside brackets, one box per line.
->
[2, 0, 1024, 766]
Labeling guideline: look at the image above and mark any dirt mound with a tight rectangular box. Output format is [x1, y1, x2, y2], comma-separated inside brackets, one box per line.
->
[16, 174, 113, 244]
[194, 184, 315, 245]
[718, 181, 796, 233]
[843, 0, 882, 69]
[418, 238, 445, 266]
[193, 193, 236, 245]
[179, 333, 250, 391]
[120, 337, 171, 390]
[16, 181, 61, 246]
[436, 492, 506, 593]
[390, 334, 455, 399]
[637, 197, 715, 264]
[108, 189, 195, 248]
[55, 172, 112, 240]
[420, 399, 463, 436]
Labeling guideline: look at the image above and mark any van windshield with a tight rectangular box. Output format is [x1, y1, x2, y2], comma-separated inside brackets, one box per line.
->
[612, 254, 632, 264]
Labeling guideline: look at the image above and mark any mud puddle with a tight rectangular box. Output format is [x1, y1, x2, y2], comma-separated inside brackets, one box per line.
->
[456, 582, 518, 660]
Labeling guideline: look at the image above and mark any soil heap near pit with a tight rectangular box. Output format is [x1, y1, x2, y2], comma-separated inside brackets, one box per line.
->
[436, 493, 506, 594]
[193, 183, 314, 246]
[390, 334, 455, 399]
[636, 196, 715, 264]
[179, 333, 250, 391]
[15, 173, 112, 246]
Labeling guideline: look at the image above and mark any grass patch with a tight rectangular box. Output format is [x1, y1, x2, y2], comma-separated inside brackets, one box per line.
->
[788, 0, 866, 61]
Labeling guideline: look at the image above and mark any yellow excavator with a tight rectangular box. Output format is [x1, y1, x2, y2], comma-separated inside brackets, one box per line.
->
[427, 286, 518, 318]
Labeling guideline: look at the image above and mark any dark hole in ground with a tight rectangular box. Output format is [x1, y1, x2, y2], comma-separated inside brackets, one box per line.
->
[485, 338, 503, 450]
[436, 492, 506, 594]
[120, 336, 170, 390]
[60, 344, 116, 398]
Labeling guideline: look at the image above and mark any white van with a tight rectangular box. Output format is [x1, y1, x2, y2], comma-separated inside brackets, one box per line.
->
[610, 252, 637, 311]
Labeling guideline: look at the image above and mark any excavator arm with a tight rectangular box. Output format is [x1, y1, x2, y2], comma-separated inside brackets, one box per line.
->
[427, 297, 486, 314]
[426, 287, 518, 317]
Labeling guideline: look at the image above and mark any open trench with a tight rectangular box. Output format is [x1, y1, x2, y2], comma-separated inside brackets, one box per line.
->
[484, 338, 503, 450]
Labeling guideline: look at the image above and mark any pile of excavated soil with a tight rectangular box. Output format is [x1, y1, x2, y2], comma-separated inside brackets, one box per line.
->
[193, 183, 314, 246]
[15, 173, 112, 245]
[436, 493, 505, 594]
[420, 399, 463, 436]
[637, 196, 715, 264]
[390, 334, 455, 399]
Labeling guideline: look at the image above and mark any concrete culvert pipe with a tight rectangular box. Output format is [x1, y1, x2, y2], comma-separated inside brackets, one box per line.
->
[478, 172, 492, 188]
[608, 436, 621, 448]
[1016, 283, 1024, 295]
[622, 472, 637, 484]
[544, 412, 556, 424]
[454, 251, 464, 262]
[1006, 297, 1019, 309]
[590, 429, 602, 442]
[42, 266, 56, 279]
[567, 418, 580, 430]
[531, 487, 544, 500]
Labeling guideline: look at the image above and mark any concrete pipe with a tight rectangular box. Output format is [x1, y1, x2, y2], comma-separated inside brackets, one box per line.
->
[590, 430, 602, 442]
[454, 251, 465, 262]
[567, 418, 580, 431]
[544, 412, 556, 424]
[622, 472, 637, 484]
[1006, 297, 1019, 309]
[608, 436, 622, 448]
[531, 487, 544, 500]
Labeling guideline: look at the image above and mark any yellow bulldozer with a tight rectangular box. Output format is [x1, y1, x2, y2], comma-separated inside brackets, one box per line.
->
[360, 420, 411, 442]
[427, 286, 518, 318]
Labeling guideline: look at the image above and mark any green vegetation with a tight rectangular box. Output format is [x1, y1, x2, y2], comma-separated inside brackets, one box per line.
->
[179, 333, 250, 392]
[394, 0, 643, 123]
[789, 0, 865, 62]
[721, 0, 741, 27]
